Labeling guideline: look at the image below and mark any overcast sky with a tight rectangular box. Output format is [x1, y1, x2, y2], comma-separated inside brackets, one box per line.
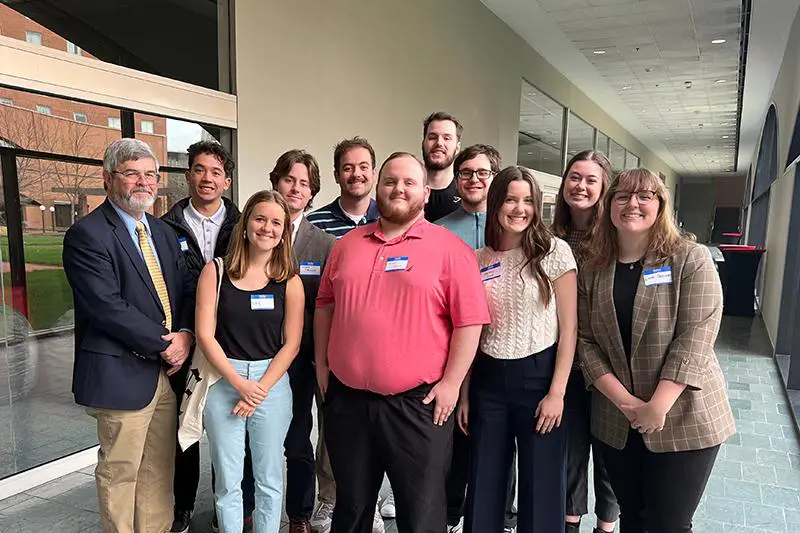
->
[166, 119, 203, 152]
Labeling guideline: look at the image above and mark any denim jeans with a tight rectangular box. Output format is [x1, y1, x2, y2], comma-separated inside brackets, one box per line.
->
[204, 358, 292, 533]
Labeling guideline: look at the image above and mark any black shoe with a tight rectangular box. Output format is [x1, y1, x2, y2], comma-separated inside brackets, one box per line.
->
[565, 521, 581, 533]
[211, 513, 219, 533]
[170, 509, 192, 533]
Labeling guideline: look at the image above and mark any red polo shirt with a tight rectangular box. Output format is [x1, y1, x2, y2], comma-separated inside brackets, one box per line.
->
[316, 217, 490, 395]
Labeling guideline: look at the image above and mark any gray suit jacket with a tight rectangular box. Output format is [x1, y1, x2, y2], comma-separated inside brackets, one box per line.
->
[578, 241, 736, 452]
[293, 217, 335, 359]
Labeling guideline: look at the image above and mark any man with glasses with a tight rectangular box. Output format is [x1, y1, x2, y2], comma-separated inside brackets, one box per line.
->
[161, 140, 244, 533]
[422, 112, 463, 222]
[64, 138, 195, 533]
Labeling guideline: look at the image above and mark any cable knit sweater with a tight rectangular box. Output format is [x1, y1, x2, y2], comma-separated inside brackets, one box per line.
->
[478, 238, 576, 359]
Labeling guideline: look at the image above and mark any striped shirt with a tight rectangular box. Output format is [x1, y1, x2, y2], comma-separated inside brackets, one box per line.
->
[306, 197, 380, 239]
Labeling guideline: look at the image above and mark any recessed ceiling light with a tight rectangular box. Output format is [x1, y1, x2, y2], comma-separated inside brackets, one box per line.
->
[715, 79, 726, 83]
[722, 135, 729, 139]
[622, 85, 632, 90]
[593, 49, 607, 55]
[712, 39, 726, 44]
[527, 151, 533, 155]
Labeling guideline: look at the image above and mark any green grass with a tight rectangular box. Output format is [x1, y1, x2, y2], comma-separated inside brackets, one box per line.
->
[0, 234, 65, 266]
[1, 268, 73, 332]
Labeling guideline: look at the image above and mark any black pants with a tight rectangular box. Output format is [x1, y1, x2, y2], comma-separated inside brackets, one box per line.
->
[465, 347, 566, 533]
[325, 375, 452, 533]
[594, 431, 720, 533]
[284, 355, 317, 521]
[565, 369, 619, 523]
[169, 365, 201, 512]
[446, 422, 517, 527]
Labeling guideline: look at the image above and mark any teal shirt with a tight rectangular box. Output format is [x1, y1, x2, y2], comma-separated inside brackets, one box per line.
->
[436, 207, 486, 250]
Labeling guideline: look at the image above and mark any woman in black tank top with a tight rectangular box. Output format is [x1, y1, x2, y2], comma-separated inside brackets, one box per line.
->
[196, 190, 304, 533]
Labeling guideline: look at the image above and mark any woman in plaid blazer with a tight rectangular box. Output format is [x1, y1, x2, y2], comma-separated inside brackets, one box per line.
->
[577, 168, 735, 533]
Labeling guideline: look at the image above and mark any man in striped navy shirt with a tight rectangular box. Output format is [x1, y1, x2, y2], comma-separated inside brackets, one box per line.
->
[306, 137, 380, 238]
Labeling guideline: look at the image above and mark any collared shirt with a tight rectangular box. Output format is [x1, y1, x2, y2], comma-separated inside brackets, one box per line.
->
[183, 200, 227, 263]
[291, 212, 303, 245]
[317, 216, 490, 395]
[109, 199, 162, 269]
[436, 207, 486, 250]
[306, 197, 380, 239]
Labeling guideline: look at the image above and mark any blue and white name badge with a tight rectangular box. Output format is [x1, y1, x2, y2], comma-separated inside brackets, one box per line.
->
[480, 262, 501, 282]
[250, 294, 275, 310]
[299, 261, 321, 276]
[178, 237, 189, 252]
[643, 266, 673, 287]
[385, 256, 409, 272]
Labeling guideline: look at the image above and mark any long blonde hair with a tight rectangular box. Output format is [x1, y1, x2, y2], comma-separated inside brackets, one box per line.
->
[586, 168, 687, 269]
[225, 190, 296, 282]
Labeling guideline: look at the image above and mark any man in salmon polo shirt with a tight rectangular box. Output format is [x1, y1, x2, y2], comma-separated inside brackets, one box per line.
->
[314, 152, 490, 533]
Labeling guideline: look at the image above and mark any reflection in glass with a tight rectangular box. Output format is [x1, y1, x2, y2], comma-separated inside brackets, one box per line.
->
[567, 113, 595, 159]
[624, 151, 640, 170]
[596, 131, 610, 155]
[609, 141, 626, 175]
[518, 80, 564, 176]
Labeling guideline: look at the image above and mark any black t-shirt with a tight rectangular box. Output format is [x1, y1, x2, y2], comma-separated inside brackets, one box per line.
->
[425, 180, 461, 222]
[614, 260, 643, 362]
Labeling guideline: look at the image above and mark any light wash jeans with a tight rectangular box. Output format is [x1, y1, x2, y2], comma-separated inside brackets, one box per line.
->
[204, 358, 292, 533]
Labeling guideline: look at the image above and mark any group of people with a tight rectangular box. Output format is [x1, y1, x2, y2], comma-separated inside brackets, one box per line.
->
[63, 110, 736, 533]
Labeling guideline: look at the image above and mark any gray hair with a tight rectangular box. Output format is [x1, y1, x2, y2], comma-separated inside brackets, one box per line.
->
[102, 138, 159, 173]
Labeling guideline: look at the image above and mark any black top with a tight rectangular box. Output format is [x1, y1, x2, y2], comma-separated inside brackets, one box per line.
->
[424, 180, 461, 222]
[614, 261, 643, 362]
[215, 271, 286, 361]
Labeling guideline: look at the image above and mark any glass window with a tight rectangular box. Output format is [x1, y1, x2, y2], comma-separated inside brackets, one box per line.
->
[609, 140, 626, 175]
[25, 31, 42, 46]
[66, 41, 82, 55]
[141, 120, 155, 134]
[107, 116, 121, 129]
[73, 112, 88, 123]
[517, 80, 564, 176]
[596, 131, 610, 155]
[567, 112, 595, 159]
[624, 151, 640, 170]
[0, 98, 12, 106]
[35, 105, 51, 115]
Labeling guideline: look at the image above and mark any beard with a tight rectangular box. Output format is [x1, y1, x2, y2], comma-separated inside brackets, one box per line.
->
[111, 185, 155, 213]
[377, 194, 425, 225]
[423, 147, 456, 171]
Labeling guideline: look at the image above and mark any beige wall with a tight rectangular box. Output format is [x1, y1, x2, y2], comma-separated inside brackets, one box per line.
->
[747, 6, 800, 344]
[233, 0, 677, 206]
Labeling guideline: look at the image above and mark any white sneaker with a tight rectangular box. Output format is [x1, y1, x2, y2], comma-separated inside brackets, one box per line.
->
[372, 504, 386, 533]
[379, 493, 396, 519]
[447, 518, 464, 532]
[310, 501, 334, 533]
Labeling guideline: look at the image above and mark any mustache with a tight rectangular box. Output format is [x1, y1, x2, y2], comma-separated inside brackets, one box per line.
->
[130, 187, 153, 195]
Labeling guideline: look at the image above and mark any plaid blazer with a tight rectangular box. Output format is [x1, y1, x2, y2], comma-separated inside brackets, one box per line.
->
[577, 241, 736, 452]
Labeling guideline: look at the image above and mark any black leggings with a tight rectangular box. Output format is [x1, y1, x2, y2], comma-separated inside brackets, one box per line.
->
[594, 431, 720, 533]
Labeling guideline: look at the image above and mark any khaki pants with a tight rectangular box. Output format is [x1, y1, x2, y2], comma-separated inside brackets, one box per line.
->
[88, 371, 176, 533]
[315, 387, 336, 504]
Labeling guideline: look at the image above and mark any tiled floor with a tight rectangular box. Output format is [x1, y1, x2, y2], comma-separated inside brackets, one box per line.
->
[1, 316, 799, 532]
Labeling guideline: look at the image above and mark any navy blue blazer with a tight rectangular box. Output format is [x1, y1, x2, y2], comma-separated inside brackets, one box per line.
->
[63, 199, 195, 410]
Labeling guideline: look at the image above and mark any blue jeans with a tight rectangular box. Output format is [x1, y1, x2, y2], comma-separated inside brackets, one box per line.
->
[204, 358, 292, 533]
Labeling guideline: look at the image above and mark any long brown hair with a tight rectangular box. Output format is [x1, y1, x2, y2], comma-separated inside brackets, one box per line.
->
[586, 168, 686, 269]
[551, 150, 612, 246]
[485, 166, 554, 305]
[225, 190, 296, 282]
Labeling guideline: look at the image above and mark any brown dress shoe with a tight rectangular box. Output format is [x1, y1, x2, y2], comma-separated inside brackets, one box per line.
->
[289, 519, 312, 533]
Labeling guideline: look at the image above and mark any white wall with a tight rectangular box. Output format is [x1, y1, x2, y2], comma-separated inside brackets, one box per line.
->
[233, 0, 678, 206]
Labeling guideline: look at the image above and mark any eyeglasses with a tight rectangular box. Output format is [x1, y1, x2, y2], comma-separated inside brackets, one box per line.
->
[113, 170, 160, 183]
[613, 190, 658, 205]
[456, 169, 495, 181]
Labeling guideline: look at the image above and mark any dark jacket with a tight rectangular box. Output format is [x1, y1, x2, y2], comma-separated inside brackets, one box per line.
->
[160, 196, 241, 288]
[63, 199, 195, 410]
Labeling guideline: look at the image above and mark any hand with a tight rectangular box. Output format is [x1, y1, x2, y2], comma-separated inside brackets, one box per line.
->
[316, 363, 330, 398]
[618, 395, 646, 422]
[457, 399, 469, 435]
[620, 401, 667, 434]
[423, 379, 460, 426]
[235, 378, 268, 408]
[534, 393, 564, 434]
[232, 399, 255, 418]
[166, 364, 182, 377]
[160, 331, 193, 367]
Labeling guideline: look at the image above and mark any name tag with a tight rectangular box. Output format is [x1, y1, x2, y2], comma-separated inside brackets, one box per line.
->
[480, 262, 501, 282]
[250, 294, 275, 310]
[643, 266, 672, 287]
[385, 256, 409, 272]
[178, 237, 189, 252]
[299, 261, 321, 276]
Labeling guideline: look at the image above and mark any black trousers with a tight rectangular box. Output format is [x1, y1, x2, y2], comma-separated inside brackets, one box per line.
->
[284, 355, 317, 521]
[446, 422, 517, 527]
[594, 431, 720, 533]
[565, 369, 619, 523]
[169, 365, 201, 512]
[465, 348, 566, 533]
[325, 375, 453, 533]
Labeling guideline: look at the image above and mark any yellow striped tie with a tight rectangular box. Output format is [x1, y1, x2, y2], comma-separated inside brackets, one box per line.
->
[135, 221, 172, 330]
